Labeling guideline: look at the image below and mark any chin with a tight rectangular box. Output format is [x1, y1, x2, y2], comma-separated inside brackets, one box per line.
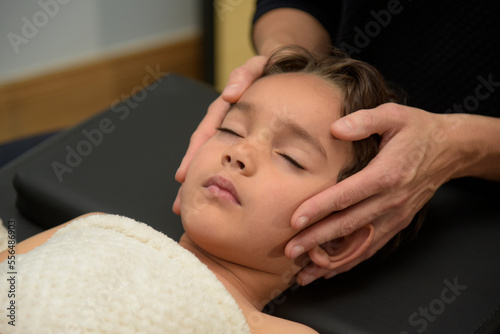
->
[181, 205, 228, 245]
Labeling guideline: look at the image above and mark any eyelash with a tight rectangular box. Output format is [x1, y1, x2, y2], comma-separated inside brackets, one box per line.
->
[217, 127, 243, 138]
[278, 153, 305, 170]
[217, 127, 305, 170]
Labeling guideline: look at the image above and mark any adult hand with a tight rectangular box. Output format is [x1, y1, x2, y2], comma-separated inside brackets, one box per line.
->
[286, 103, 460, 285]
[173, 55, 268, 214]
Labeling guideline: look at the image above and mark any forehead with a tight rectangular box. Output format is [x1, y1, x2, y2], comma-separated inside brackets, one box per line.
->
[237, 72, 342, 128]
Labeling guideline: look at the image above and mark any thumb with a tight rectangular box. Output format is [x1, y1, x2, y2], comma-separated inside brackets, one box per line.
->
[221, 55, 268, 103]
[331, 103, 402, 141]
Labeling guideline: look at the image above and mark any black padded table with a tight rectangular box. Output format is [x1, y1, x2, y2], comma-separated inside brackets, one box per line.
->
[3, 74, 500, 333]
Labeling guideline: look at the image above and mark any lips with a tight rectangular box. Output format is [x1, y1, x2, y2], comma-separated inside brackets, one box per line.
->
[203, 175, 241, 205]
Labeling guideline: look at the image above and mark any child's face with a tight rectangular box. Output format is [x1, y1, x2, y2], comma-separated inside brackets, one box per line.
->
[181, 72, 352, 276]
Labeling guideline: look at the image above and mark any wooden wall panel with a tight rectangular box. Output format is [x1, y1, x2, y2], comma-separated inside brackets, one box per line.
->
[0, 36, 203, 144]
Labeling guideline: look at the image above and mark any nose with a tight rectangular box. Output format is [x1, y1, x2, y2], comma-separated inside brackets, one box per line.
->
[221, 142, 257, 176]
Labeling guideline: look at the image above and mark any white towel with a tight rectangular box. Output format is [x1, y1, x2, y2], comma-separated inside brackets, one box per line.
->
[0, 214, 250, 333]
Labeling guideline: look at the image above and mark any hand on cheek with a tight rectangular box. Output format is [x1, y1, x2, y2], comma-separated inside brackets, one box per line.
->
[287, 103, 452, 285]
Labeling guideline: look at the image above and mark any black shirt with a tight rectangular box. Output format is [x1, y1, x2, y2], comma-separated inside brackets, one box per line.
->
[254, 0, 500, 117]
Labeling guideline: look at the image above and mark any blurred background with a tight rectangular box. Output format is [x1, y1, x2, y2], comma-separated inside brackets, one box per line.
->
[0, 0, 255, 146]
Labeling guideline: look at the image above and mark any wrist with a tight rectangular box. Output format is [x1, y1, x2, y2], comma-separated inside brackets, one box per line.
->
[444, 113, 500, 181]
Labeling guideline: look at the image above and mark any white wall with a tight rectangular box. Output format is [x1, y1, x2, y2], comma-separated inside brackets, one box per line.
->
[0, 0, 201, 83]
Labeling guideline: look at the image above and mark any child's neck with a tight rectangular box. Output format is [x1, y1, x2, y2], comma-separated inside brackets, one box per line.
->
[178, 234, 291, 312]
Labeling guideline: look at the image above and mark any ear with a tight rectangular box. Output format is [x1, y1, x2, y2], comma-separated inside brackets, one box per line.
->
[308, 223, 374, 270]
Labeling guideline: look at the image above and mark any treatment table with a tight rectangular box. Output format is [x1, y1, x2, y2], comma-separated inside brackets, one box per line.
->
[0, 74, 499, 333]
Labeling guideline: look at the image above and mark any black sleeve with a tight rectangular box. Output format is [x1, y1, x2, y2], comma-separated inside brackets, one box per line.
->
[253, 0, 341, 40]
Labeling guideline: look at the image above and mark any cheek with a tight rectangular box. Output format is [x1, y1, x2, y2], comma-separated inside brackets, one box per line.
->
[252, 175, 336, 231]
[182, 141, 225, 196]
[181, 147, 217, 219]
[247, 181, 303, 230]
[185, 143, 217, 179]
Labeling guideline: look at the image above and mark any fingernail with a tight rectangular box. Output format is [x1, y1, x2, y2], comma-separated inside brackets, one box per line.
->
[341, 119, 353, 131]
[290, 245, 305, 259]
[223, 84, 239, 96]
[295, 216, 309, 229]
[324, 271, 338, 280]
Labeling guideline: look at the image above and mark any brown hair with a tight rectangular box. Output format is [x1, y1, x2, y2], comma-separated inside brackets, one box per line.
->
[263, 46, 423, 259]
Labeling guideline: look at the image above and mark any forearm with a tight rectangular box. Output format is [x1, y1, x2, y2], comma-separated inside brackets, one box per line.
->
[446, 113, 500, 181]
[253, 8, 331, 56]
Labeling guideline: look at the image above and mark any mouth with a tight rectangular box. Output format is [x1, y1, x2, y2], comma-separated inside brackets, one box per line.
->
[203, 175, 241, 205]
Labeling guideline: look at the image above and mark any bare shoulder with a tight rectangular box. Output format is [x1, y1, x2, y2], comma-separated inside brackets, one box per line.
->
[0, 212, 104, 263]
[251, 312, 318, 334]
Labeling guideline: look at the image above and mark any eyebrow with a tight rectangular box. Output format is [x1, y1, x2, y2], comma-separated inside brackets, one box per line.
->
[229, 101, 327, 159]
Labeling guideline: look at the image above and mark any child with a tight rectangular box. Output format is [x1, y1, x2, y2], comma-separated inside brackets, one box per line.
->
[0, 46, 421, 333]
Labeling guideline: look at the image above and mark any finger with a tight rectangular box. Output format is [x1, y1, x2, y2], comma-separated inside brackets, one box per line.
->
[175, 135, 205, 183]
[331, 103, 405, 141]
[287, 191, 390, 259]
[296, 262, 331, 286]
[291, 162, 388, 230]
[297, 224, 383, 282]
[172, 186, 182, 215]
[321, 216, 409, 276]
[323, 257, 363, 278]
[294, 211, 416, 282]
[175, 96, 230, 183]
[221, 55, 268, 103]
[366, 214, 415, 256]
[175, 135, 208, 183]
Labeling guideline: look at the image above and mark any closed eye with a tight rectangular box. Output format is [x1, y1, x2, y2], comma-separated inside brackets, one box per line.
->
[217, 127, 243, 138]
[278, 153, 304, 170]
[217, 127, 304, 170]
